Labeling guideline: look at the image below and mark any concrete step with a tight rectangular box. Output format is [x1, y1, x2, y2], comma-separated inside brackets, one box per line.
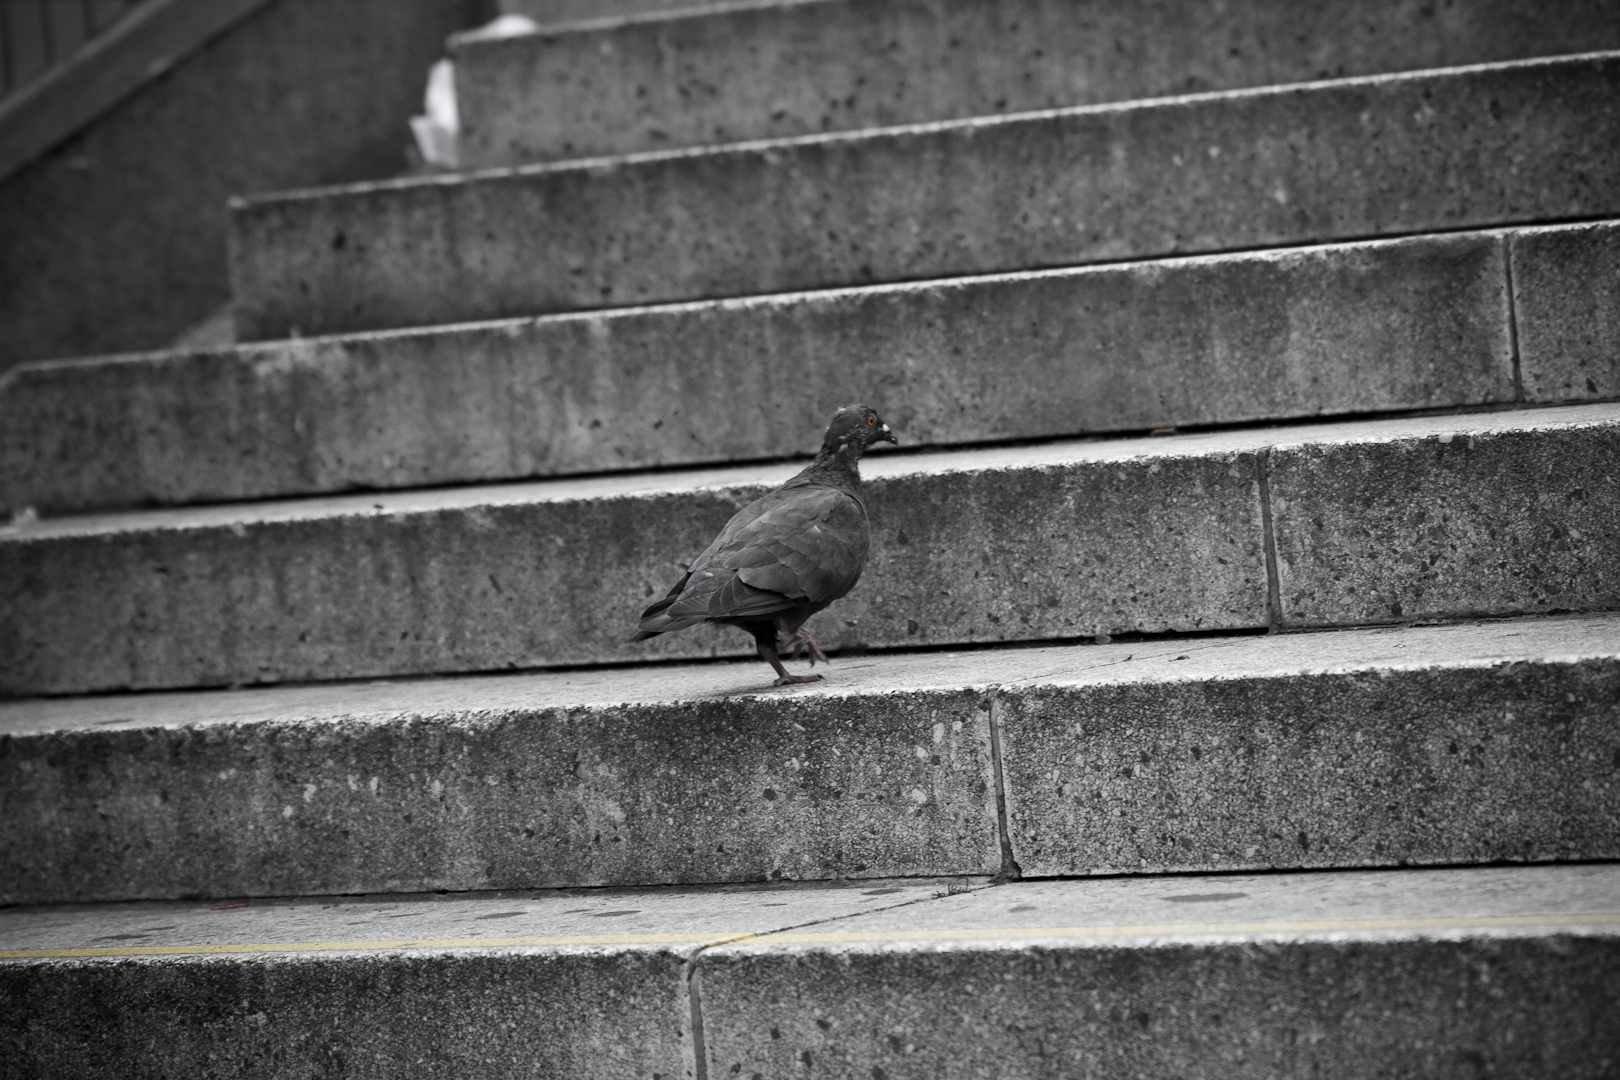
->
[3, 222, 1561, 515]
[454, 0, 1620, 166]
[2, 613, 1615, 903]
[3, 864, 1616, 1077]
[16, 218, 1620, 518]
[228, 51, 1620, 341]
[3, 403, 1617, 696]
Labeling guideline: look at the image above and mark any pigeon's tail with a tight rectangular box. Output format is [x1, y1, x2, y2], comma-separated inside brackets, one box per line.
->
[630, 572, 702, 643]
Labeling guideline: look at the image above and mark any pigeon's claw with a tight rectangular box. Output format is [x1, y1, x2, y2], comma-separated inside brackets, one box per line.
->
[783, 628, 828, 666]
[774, 672, 825, 686]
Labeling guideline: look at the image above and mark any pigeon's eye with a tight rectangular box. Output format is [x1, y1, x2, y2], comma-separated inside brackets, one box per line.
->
[866, 416, 875, 425]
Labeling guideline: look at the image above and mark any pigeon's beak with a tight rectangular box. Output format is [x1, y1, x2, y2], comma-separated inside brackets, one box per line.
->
[877, 423, 898, 445]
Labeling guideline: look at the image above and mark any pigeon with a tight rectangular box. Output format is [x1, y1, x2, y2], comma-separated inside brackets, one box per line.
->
[630, 405, 898, 684]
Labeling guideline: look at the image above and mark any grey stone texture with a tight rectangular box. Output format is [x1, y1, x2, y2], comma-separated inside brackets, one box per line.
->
[1, 231, 1515, 516]
[3, 861, 1615, 1077]
[1, 950, 692, 1079]
[0, 433, 1271, 695]
[1268, 408, 1620, 625]
[699, 935, 1620, 1078]
[458, 0, 1620, 165]
[0, 689, 999, 904]
[697, 864, 1620, 1079]
[229, 52, 1620, 340]
[0, 0, 484, 376]
[1512, 219, 1620, 403]
[1000, 658, 1620, 877]
[3, 613, 1614, 903]
[6, 406, 1619, 697]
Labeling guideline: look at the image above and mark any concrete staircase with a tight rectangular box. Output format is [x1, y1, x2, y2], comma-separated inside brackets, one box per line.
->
[3, 0, 1618, 1075]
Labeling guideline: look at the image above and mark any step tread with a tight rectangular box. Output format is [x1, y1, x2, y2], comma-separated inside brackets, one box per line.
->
[0, 875, 956, 960]
[4, 611, 1616, 735]
[3, 864, 1614, 961]
[7, 402, 1613, 540]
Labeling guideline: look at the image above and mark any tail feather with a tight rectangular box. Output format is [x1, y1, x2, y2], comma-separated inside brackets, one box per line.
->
[629, 571, 692, 643]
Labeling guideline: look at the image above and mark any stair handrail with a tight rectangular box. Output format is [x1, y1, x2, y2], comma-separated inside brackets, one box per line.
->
[0, 0, 273, 185]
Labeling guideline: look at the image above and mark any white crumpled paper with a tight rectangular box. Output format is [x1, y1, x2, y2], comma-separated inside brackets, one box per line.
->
[410, 14, 540, 169]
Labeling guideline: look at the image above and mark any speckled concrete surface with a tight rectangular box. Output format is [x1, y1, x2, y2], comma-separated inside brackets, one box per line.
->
[2, 613, 1615, 904]
[5, 405, 1618, 697]
[999, 651, 1620, 876]
[0, 686, 1001, 904]
[0, 230, 1514, 515]
[1268, 408, 1620, 625]
[0, 418, 1270, 696]
[230, 53, 1620, 340]
[1513, 219, 1620, 403]
[0, 877, 971, 1080]
[698, 864, 1620, 1079]
[456, 0, 1620, 165]
[2, 865, 1614, 1078]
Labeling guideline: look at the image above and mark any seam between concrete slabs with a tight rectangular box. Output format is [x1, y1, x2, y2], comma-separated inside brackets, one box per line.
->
[231, 49, 1620, 205]
[1256, 449, 1283, 631]
[1503, 233, 1527, 402]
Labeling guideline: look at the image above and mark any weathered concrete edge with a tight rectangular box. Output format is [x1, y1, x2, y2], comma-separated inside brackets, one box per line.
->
[4, 867, 1616, 1080]
[1, 403, 1616, 698]
[3, 615, 1614, 903]
[451, 0, 1620, 166]
[239, 49, 1620, 207]
[1, 225, 1528, 516]
[226, 50, 1620, 339]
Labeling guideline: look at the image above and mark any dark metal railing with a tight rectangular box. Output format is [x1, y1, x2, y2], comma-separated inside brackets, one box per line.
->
[1, 0, 145, 99]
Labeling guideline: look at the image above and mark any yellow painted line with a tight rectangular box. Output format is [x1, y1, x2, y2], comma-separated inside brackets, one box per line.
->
[749, 913, 1620, 945]
[0, 931, 758, 960]
[5, 913, 1617, 961]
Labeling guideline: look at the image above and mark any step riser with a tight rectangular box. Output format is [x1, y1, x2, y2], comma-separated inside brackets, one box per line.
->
[700, 935, 1620, 1078]
[1001, 659, 1620, 877]
[456, 0, 1620, 165]
[230, 53, 1620, 340]
[3, 642, 1614, 904]
[4, 933, 1613, 1079]
[1, 690, 1003, 903]
[3, 409, 1617, 696]
[7, 228, 1542, 515]
[0, 950, 693, 1080]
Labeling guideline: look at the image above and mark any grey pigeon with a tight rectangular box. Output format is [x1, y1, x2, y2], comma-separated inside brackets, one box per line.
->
[631, 405, 898, 684]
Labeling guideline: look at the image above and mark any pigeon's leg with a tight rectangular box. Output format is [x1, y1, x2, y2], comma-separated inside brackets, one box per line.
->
[782, 628, 828, 667]
[756, 639, 823, 685]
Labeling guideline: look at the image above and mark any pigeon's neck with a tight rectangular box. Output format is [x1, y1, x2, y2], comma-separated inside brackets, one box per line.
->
[791, 439, 866, 493]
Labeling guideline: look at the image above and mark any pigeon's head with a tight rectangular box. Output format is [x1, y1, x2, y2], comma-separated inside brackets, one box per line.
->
[822, 405, 898, 458]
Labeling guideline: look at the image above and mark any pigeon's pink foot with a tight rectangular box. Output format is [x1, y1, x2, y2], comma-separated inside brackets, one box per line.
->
[758, 640, 824, 686]
[773, 672, 824, 686]
[783, 628, 828, 666]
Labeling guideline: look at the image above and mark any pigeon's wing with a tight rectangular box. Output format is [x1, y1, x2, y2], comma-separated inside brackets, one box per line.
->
[717, 486, 870, 605]
[636, 484, 869, 633]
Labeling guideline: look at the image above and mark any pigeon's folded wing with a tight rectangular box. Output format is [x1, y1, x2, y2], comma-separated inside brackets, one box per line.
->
[724, 487, 870, 605]
[643, 484, 869, 630]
